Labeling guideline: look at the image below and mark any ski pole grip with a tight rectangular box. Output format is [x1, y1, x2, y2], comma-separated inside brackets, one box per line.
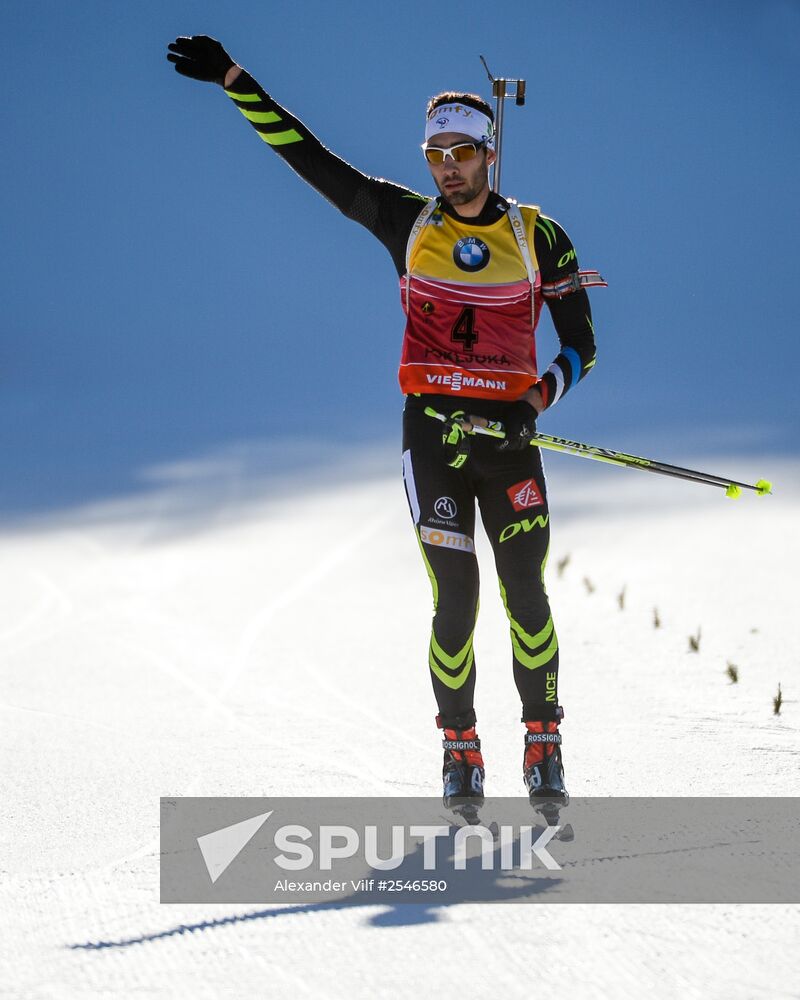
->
[466, 414, 505, 439]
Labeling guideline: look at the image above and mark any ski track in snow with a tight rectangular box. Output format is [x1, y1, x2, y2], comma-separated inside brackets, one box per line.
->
[1, 450, 799, 999]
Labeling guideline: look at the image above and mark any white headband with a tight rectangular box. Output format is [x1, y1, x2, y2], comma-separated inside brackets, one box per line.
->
[425, 103, 495, 149]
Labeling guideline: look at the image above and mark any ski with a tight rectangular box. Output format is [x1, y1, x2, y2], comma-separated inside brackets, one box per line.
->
[532, 801, 575, 842]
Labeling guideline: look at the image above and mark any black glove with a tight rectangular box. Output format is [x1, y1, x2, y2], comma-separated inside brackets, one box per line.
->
[442, 411, 471, 468]
[167, 35, 235, 85]
[496, 400, 538, 452]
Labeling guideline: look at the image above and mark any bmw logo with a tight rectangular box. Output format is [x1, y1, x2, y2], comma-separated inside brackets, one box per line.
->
[453, 237, 490, 272]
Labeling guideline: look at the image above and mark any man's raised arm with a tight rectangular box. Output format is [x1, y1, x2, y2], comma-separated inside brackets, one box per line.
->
[166, 34, 425, 263]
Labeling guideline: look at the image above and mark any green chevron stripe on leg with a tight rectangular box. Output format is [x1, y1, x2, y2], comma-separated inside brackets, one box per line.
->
[429, 629, 476, 690]
[499, 578, 559, 670]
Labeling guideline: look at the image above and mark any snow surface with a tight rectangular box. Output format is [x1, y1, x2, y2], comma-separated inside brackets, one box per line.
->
[1, 442, 799, 999]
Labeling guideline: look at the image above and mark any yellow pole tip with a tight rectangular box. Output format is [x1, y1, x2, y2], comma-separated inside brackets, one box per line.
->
[756, 479, 773, 496]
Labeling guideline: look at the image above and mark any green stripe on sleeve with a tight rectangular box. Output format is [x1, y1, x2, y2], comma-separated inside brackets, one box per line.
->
[224, 90, 261, 102]
[258, 128, 303, 146]
[240, 108, 282, 124]
[535, 218, 554, 250]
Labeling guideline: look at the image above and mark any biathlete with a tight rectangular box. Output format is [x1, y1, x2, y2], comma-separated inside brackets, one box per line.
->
[167, 35, 606, 817]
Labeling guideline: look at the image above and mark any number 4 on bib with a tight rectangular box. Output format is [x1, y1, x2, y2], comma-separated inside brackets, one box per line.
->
[451, 306, 478, 351]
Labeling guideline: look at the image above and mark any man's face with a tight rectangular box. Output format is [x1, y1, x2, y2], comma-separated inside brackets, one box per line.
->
[425, 131, 496, 207]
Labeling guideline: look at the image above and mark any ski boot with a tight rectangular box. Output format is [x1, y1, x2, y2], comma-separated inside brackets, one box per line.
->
[438, 711, 485, 824]
[523, 707, 572, 837]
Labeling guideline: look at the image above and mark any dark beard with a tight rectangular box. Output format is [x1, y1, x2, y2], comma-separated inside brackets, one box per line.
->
[436, 161, 490, 207]
[444, 183, 480, 205]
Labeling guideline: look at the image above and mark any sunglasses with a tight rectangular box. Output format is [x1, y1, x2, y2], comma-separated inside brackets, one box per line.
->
[421, 140, 486, 165]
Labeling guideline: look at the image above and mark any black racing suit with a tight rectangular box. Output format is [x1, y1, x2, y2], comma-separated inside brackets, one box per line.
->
[221, 71, 597, 728]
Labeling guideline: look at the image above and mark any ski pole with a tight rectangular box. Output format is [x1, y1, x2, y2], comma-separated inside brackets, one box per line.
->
[479, 56, 526, 194]
[424, 407, 773, 499]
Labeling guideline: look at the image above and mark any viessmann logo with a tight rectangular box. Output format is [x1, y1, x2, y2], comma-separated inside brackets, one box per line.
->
[196, 809, 563, 883]
[426, 372, 508, 392]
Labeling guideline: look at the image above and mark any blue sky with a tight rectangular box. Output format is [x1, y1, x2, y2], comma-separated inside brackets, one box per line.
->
[2, 0, 798, 516]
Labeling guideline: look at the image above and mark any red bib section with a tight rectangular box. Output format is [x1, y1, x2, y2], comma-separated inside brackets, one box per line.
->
[398, 203, 543, 401]
[399, 274, 542, 398]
